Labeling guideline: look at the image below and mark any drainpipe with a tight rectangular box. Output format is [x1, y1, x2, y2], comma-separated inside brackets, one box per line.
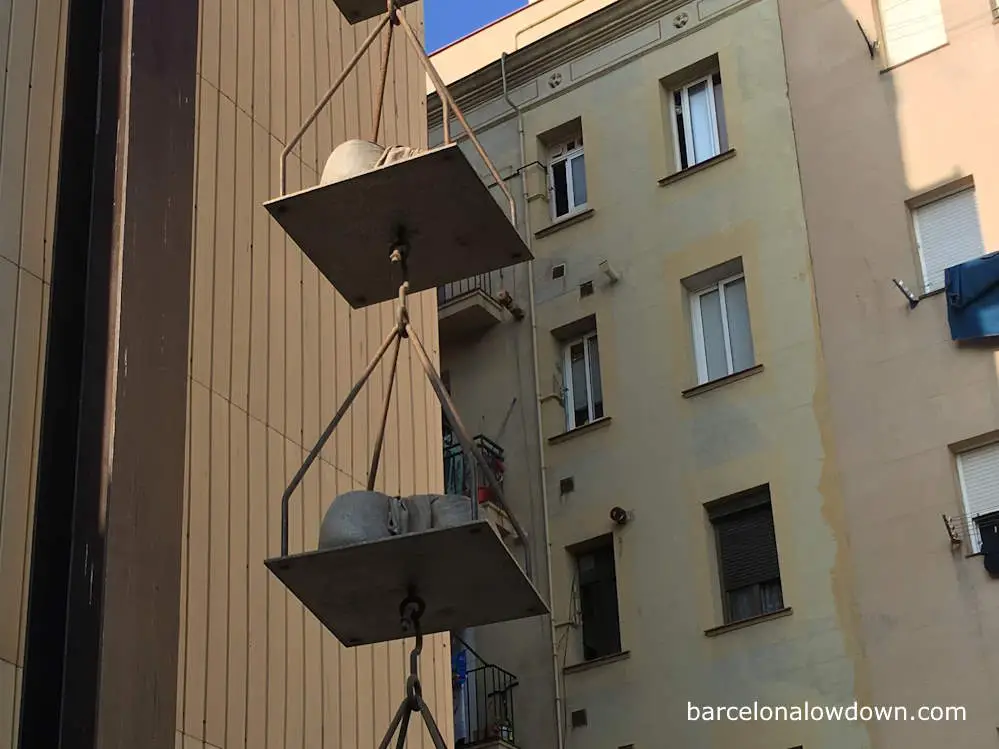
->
[502, 51, 567, 749]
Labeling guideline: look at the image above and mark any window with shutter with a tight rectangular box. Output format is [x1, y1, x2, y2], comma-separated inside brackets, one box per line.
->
[709, 488, 783, 624]
[573, 536, 622, 660]
[913, 188, 986, 293]
[957, 442, 999, 553]
[879, 0, 947, 67]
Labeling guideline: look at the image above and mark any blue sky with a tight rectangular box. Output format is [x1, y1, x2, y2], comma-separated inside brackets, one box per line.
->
[425, 0, 526, 52]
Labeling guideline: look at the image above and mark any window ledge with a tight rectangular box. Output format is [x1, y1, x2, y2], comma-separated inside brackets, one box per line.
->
[880, 43, 949, 74]
[658, 148, 736, 187]
[548, 415, 612, 445]
[563, 650, 630, 675]
[682, 364, 764, 398]
[704, 607, 792, 637]
[534, 208, 595, 239]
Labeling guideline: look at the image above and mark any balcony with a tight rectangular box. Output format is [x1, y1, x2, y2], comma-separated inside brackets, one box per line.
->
[453, 656, 519, 748]
[437, 273, 506, 345]
[443, 433, 516, 539]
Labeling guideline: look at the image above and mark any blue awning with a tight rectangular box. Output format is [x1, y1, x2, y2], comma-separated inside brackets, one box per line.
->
[945, 251, 999, 342]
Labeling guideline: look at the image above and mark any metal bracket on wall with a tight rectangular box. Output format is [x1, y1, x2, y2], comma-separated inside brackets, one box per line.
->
[856, 19, 879, 59]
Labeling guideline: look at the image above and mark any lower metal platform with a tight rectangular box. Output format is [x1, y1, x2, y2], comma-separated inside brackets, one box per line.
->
[265, 520, 548, 647]
[264, 144, 531, 309]
[333, 0, 417, 24]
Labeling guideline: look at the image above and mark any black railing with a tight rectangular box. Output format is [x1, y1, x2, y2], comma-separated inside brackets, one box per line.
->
[438, 272, 495, 306]
[443, 432, 505, 499]
[454, 664, 518, 747]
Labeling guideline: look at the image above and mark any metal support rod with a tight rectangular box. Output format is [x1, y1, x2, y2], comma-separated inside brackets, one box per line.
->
[395, 12, 518, 230]
[280, 324, 400, 556]
[442, 98, 451, 145]
[366, 332, 402, 491]
[405, 321, 533, 578]
[417, 700, 449, 749]
[279, 13, 391, 193]
[376, 701, 409, 749]
[372, 2, 397, 143]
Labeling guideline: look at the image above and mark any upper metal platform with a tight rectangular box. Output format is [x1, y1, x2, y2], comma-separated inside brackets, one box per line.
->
[334, 0, 417, 24]
[264, 144, 531, 309]
[265, 520, 548, 647]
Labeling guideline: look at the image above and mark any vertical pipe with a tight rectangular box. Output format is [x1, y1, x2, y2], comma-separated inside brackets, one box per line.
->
[502, 50, 566, 749]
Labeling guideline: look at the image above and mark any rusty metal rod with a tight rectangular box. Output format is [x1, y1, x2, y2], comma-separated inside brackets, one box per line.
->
[280, 13, 391, 194]
[366, 330, 403, 491]
[372, 11, 396, 143]
[280, 324, 400, 556]
[396, 12, 517, 230]
[405, 321, 532, 578]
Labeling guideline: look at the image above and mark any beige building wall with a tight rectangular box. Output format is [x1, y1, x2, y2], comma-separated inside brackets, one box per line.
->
[0, 0, 68, 744]
[0, 0, 453, 746]
[780, 0, 999, 744]
[176, 1, 452, 748]
[432, 0, 869, 747]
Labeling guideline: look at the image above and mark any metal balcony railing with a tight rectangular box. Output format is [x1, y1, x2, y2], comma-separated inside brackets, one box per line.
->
[454, 664, 519, 747]
[444, 431, 505, 501]
[438, 272, 495, 306]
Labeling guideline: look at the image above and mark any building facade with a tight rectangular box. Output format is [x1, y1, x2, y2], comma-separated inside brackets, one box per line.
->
[1, 1, 452, 748]
[431, 1, 869, 747]
[781, 0, 999, 745]
[434, 0, 999, 747]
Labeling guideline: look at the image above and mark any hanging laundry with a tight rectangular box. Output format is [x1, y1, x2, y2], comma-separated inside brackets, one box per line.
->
[944, 250, 999, 341]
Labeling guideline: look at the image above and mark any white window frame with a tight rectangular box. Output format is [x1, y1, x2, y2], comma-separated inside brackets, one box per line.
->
[672, 73, 722, 171]
[563, 332, 601, 430]
[911, 187, 986, 293]
[690, 272, 751, 385]
[955, 445, 999, 554]
[548, 136, 587, 221]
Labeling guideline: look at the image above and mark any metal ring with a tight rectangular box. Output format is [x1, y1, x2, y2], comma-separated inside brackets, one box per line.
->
[406, 674, 422, 701]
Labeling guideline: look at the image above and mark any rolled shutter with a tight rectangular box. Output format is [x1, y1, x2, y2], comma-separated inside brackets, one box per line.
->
[914, 188, 986, 293]
[880, 0, 947, 67]
[957, 442, 999, 552]
[716, 504, 779, 591]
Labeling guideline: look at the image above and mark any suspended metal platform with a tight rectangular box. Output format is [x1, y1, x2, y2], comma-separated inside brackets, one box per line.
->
[261, 6, 544, 738]
[334, 0, 417, 24]
[266, 520, 546, 647]
[265, 144, 529, 309]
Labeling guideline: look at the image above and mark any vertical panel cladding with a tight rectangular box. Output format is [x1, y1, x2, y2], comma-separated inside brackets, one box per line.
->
[179, 0, 448, 747]
[0, 0, 68, 740]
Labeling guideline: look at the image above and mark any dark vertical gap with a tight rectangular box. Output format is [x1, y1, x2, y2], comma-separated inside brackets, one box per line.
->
[18, 0, 122, 745]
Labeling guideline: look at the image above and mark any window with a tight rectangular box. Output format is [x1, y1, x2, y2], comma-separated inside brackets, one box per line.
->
[563, 331, 603, 430]
[913, 187, 986, 293]
[690, 273, 754, 385]
[573, 537, 621, 660]
[709, 488, 783, 624]
[672, 71, 728, 170]
[548, 135, 587, 220]
[956, 442, 999, 553]
[879, 0, 947, 67]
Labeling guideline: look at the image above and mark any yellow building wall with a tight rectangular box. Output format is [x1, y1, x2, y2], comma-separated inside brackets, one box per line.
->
[435, 1, 869, 747]
[177, 2, 452, 749]
[781, 0, 999, 744]
[0, 0, 68, 744]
